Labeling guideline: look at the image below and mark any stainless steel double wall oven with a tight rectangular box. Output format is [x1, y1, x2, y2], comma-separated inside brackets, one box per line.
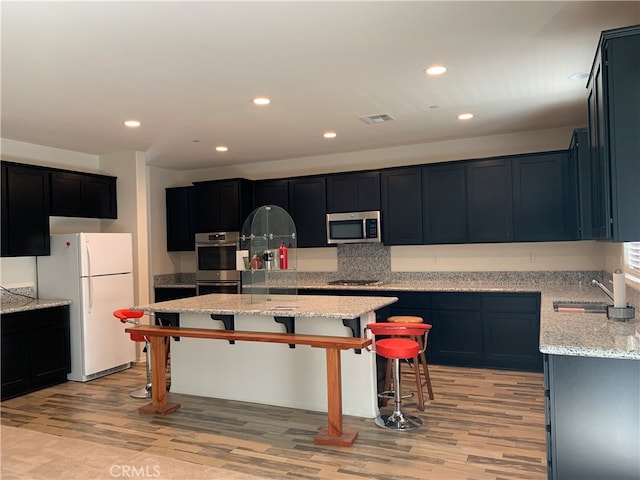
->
[195, 232, 241, 295]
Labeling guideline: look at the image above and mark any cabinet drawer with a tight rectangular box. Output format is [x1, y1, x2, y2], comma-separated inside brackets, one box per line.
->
[483, 293, 539, 313]
[431, 293, 481, 310]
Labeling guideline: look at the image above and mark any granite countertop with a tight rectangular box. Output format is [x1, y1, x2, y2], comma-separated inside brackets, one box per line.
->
[1, 297, 72, 315]
[132, 293, 398, 319]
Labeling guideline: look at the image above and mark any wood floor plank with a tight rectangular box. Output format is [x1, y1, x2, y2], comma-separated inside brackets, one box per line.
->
[1, 363, 547, 479]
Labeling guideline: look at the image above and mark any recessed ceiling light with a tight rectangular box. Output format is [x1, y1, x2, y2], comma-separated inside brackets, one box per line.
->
[215, 146, 229, 152]
[123, 120, 141, 128]
[323, 131, 337, 139]
[424, 65, 447, 76]
[568, 72, 589, 81]
[457, 113, 474, 120]
[252, 97, 271, 105]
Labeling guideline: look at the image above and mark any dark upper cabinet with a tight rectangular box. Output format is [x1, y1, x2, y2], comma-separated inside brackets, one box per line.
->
[466, 158, 513, 243]
[193, 178, 253, 233]
[381, 167, 423, 245]
[512, 150, 576, 242]
[570, 128, 593, 240]
[587, 25, 640, 241]
[326, 171, 380, 213]
[422, 163, 467, 244]
[1, 162, 50, 257]
[253, 178, 290, 211]
[288, 176, 327, 247]
[166, 186, 195, 251]
[50, 170, 117, 219]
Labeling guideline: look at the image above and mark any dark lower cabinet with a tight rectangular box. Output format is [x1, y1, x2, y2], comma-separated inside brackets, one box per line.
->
[1, 305, 71, 400]
[428, 293, 483, 364]
[299, 288, 542, 372]
[482, 293, 541, 371]
[545, 354, 640, 479]
[154, 287, 197, 302]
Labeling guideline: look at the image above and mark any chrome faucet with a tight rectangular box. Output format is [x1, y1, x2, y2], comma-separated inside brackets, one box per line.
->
[592, 279, 614, 301]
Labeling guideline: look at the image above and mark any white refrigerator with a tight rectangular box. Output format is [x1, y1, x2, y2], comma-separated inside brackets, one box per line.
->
[37, 233, 136, 382]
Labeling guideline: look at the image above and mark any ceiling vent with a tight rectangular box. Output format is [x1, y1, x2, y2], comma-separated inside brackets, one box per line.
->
[358, 113, 394, 125]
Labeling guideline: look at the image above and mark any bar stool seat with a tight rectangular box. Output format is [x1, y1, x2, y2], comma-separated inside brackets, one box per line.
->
[366, 322, 431, 430]
[386, 315, 434, 409]
[113, 308, 151, 399]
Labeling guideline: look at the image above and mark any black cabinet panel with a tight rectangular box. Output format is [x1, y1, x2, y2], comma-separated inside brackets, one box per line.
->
[512, 151, 575, 242]
[253, 179, 290, 211]
[466, 159, 513, 243]
[154, 287, 197, 302]
[166, 186, 195, 251]
[1, 305, 70, 400]
[587, 26, 640, 241]
[1, 162, 50, 257]
[570, 128, 593, 240]
[326, 171, 380, 213]
[381, 167, 422, 245]
[422, 163, 467, 244]
[288, 176, 327, 247]
[50, 170, 117, 219]
[193, 178, 253, 232]
[547, 355, 640, 480]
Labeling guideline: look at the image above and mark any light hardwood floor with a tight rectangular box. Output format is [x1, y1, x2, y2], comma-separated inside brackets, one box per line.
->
[1, 362, 547, 480]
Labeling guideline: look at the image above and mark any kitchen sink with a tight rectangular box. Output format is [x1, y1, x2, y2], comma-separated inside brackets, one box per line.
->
[553, 300, 608, 313]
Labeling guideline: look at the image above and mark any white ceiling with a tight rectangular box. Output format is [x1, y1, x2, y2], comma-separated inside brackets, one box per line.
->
[2, 1, 639, 171]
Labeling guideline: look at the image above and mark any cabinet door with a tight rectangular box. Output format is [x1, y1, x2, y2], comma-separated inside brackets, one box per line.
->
[483, 294, 542, 372]
[381, 167, 422, 245]
[50, 171, 117, 219]
[605, 31, 640, 242]
[326, 171, 380, 213]
[254, 179, 289, 211]
[1, 162, 50, 257]
[512, 151, 575, 242]
[422, 163, 467, 244]
[288, 176, 326, 247]
[466, 159, 513, 243]
[1, 331, 30, 400]
[571, 128, 593, 240]
[83, 175, 117, 218]
[429, 293, 483, 366]
[30, 308, 71, 387]
[587, 56, 611, 239]
[166, 186, 195, 251]
[194, 179, 253, 232]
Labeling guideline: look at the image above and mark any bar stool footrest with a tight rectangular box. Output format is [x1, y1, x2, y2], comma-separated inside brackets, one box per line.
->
[375, 412, 422, 430]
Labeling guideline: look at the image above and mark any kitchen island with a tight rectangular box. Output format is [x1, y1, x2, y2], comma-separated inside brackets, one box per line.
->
[130, 293, 397, 444]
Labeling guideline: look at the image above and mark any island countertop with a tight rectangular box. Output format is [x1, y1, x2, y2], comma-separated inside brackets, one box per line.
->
[132, 293, 398, 319]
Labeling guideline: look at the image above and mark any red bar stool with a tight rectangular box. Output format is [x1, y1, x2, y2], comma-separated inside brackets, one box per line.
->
[365, 322, 431, 430]
[113, 308, 151, 399]
[386, 315, 434, 409]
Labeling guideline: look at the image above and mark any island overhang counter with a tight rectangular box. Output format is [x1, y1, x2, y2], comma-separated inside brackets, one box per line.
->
[130, 293, 398, 420]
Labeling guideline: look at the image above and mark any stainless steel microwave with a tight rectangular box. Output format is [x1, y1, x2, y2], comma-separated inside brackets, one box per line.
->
[326, 211, 382, 244]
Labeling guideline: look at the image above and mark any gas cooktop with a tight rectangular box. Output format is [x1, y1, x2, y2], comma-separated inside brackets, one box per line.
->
[327, 279, 383, 286]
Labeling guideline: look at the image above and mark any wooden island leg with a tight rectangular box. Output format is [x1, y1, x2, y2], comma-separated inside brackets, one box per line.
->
[139, 336, 181, 415]
[314, 347, 359, 446]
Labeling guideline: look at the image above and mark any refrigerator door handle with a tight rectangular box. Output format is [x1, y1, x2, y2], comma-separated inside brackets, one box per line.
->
[86, 242, 93, 312]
